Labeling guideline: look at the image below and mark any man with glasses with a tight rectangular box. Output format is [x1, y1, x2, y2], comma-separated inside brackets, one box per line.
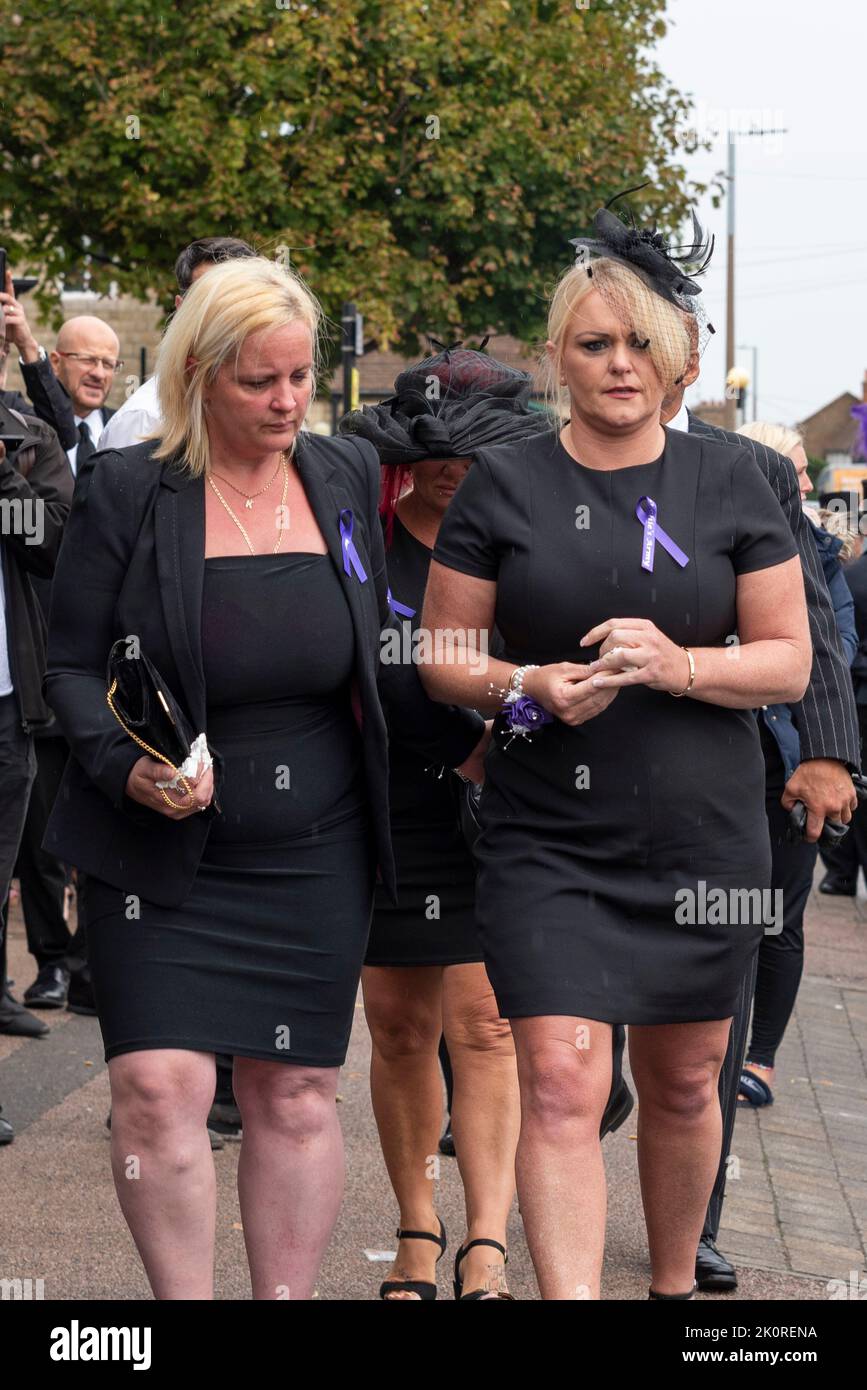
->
[0, 273, 118, 475]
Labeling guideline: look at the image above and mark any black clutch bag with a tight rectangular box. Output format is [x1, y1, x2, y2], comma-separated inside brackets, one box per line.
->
[106, 639, 198, 796]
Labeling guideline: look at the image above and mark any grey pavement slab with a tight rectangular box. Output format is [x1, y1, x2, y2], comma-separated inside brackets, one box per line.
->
[2, 868, 865, 1300]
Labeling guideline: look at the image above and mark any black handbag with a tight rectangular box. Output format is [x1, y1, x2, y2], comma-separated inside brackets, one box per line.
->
[106, 639, 199, 801]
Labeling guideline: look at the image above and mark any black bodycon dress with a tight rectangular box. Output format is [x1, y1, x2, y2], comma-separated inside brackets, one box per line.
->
[86, 552, 375, 1066]
[432, 427, 799, 1024]
[366, 516, 483, 967]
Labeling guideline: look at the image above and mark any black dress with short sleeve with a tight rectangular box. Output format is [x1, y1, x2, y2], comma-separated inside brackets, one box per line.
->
[431, 427, 799, 1024]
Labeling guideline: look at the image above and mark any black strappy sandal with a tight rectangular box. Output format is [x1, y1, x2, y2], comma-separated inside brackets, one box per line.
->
[379, 1218, 447, 1301]
[649, 1281, 697, 1300]
[453, 1238, 515, 1300]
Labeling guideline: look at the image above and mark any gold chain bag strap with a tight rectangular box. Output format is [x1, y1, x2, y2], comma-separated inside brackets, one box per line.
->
[105, 640, 199, 811]
[106, 679, 194, 809]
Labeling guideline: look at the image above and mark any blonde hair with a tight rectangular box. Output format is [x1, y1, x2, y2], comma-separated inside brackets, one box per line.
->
[738, 420, 804, 460]
[151, 256, 323, 477]
[739, 420, 859, 560]
[542, 256, 692, 419]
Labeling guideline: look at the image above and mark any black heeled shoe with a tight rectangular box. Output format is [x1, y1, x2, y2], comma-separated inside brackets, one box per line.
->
[453, 1238, 515, 1300]
[379, 1218, 447, 1300]
[649, 1281, 697, 1300]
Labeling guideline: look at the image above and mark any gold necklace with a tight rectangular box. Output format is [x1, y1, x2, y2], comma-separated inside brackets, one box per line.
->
[210, 456, 281, 509]
[208, 453, 289, 555]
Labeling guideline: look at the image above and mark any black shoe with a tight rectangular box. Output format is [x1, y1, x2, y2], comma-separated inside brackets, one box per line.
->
[438, 1120, 456, 1156]
[66, 965, 97, 1016]
[818, 874, 857, 897]
[24, 963, 70, 1009]
[380, 1219, 447, 1300]
[453, 1237, 514, 1300]
[207, 1101, 242, 1138]
[0, 988, 50, 1037]
[0, 1104, 13, 1145]
[695, 1235, 737, 1292]
[600, 1078, 635, 1139]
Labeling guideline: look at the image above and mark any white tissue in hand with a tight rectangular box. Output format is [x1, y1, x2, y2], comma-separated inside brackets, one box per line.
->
[154, 733, 212, 789]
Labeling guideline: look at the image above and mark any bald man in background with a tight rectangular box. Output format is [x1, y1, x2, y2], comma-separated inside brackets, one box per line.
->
[0, 274, 118, 476]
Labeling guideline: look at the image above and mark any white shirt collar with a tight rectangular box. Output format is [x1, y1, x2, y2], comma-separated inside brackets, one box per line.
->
[666, 400, 690, 434]
[74, 407, 105, 441]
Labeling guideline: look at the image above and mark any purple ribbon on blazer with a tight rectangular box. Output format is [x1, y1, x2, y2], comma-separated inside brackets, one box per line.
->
[387, 588, 416, 619]
[635, 496, 689, 573]
[339, 509, 367, 582]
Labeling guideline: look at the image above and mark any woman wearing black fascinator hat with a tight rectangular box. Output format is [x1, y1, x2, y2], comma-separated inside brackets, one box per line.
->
[340, 343, 551, 1300]
[418, 201, 813, 1299]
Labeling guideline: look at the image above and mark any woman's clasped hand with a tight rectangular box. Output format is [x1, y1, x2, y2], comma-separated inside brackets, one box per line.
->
[125, 755, 215, 818]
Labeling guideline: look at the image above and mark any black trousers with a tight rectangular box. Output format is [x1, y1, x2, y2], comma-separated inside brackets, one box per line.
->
[13, 735, 85, 968]
[747, 797, 817, 1068]
[0, 692, 37, 987]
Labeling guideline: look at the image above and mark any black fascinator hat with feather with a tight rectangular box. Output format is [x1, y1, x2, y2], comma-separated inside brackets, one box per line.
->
[568, 185, 715, 313]
[564, 187, 716, 377]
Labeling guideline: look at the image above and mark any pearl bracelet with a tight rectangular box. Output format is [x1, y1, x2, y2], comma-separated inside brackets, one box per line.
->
[509, 664, 539, 697]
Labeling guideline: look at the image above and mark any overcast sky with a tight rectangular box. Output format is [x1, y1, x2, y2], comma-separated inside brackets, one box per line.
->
[656, 0, 866, 425]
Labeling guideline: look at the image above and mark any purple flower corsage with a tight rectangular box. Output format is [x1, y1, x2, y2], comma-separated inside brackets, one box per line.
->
[500, 691, 554, 742]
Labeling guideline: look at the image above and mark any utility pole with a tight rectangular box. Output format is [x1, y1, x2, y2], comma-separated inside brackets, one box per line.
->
[341, 302, 364, 421]
[724, 126, 786, 428]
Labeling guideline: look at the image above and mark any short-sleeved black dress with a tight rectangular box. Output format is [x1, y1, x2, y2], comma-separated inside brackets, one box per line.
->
[432, 427, 799, 1024]
[366, 516, 483, 967]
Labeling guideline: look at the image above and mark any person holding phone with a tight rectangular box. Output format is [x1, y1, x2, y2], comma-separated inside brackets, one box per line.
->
[0, 301, 73, 1113]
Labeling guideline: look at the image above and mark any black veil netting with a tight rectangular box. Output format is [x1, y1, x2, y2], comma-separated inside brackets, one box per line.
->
[338, 343, 554, 468]
[568, 190, 717, 362]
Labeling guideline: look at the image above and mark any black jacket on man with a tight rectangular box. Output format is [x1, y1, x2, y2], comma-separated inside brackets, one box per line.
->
[43, 433, 482, 908]
[0, 408, 73, 730]
[20, 354, 115, 457]
[689, 412, 860, 770]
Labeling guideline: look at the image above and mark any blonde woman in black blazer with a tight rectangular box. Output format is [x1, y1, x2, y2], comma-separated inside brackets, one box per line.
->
[44, 256, 449, 1300]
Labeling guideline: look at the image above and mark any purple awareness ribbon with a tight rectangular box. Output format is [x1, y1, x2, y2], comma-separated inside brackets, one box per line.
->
[339, 509, 368, 583]
[386, 587, 416, 619]
[635, 496, 689, 573]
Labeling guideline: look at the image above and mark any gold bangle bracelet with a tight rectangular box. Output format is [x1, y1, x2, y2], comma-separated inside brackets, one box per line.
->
[670, 646, 696, 698]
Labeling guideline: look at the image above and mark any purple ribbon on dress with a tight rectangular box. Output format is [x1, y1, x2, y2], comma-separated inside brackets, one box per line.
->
[387, 587, 416, 619]
[339, 509, 367, 583]
[635, 496, 689, 573]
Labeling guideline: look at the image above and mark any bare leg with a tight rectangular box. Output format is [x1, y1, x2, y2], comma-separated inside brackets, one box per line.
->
[442, 962, 520, 1297]
[232, 1058, 344, 1300]
[363, 965, 445, 1299]
[510, 1016, 612, 1300]
[108, 1049, 217, 1300]
[628, 1019, 732, 1295]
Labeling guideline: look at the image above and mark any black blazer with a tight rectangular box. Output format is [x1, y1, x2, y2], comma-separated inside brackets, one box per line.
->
[42, 432, 481, 906]
[688, 412, 860, 769]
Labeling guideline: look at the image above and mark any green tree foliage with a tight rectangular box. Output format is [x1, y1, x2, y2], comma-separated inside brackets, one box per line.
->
[0, 0, 702, 357]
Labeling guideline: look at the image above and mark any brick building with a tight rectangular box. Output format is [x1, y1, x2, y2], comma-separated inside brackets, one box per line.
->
[798, 373, 867, 465]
